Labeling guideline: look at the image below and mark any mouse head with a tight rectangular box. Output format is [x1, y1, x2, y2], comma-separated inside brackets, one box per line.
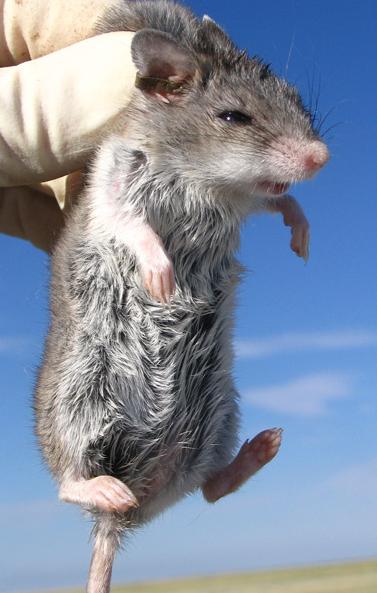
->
[128, 19, 329, 198]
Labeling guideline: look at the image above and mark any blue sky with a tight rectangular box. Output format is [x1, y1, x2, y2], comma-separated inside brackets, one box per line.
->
[1, 0, 377, 591]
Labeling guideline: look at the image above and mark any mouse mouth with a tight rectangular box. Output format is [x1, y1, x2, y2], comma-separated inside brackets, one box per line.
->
[257, 181, 291, 196]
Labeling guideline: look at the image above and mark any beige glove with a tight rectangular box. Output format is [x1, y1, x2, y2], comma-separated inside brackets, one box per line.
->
[0, 0, 136, 252]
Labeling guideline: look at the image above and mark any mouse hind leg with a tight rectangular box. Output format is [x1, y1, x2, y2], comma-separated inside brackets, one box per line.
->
[202, 428, 283, 503]
[59, 475, 139, 513]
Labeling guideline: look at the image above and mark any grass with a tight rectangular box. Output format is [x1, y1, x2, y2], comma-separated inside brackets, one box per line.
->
[59, 559, 377, 593]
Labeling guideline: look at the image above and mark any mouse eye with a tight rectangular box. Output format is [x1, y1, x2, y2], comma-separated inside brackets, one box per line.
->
[217, 111, 252, 125]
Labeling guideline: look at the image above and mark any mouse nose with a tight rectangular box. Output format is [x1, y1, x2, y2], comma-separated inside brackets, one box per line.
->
[304, 141, 330, 174]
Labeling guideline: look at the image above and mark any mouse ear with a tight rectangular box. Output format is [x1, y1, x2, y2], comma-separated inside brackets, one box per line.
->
[131, 29, 198, 103]
[202, 14, 225, 32]
[201, 14, 236, 52]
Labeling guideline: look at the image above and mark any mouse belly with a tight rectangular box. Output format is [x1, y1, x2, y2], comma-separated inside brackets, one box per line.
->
[69, 288, 239, 510]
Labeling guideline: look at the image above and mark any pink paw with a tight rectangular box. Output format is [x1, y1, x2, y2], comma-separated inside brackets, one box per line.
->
[139, 249, 175, 303]
[61, 476, 139, 513]
[239, 428, 283, 468]
[202, 428, 283, 503]
[278, 195, 310, 262]
[85, 476, 139, 513]
[290, 220, 310, 262]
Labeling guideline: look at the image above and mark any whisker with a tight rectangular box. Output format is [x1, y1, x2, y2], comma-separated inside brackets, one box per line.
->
[320, 121, 344, 138]
[315, 105, 340, 135]
[285, 31, 296, 76]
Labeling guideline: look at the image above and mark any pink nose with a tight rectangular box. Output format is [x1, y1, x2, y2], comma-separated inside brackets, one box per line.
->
[304, 142, 330, 173]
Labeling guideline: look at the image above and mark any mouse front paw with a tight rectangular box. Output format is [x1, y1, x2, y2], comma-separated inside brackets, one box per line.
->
[290, 217, 310, 262]
[275, 195, 310, 262]
[139, 248, 176, 304]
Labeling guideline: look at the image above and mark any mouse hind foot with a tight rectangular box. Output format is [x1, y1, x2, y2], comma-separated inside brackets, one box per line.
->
[202, 428, 283, 503]
[59, 475, 139, 513]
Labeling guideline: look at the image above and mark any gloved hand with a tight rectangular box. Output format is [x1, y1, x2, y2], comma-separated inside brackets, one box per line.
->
[0, 0, 136, 252]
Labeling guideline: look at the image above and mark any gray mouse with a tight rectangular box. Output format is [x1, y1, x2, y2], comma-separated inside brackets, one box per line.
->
[34, 2, 329, 592]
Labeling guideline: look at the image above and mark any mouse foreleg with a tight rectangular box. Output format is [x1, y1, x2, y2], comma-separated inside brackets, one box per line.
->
[202, 428, 283, 503]
[120, 216, 176, 303]
[88, 141, 175, 303]
[89, 194, 175, 303]
[267, 195, 310, 262]
[59, 475, 139, 513]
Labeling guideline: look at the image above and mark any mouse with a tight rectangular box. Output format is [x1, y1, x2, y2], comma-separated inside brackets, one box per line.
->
[34, 2, 329, 592]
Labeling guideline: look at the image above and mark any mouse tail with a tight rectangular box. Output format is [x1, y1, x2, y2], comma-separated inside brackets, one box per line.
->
[87, 515, 122, 593]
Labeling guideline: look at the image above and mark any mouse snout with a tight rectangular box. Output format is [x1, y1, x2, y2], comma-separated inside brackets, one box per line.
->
[268, 137, 329, 183]
[303, 141, 330, 174]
